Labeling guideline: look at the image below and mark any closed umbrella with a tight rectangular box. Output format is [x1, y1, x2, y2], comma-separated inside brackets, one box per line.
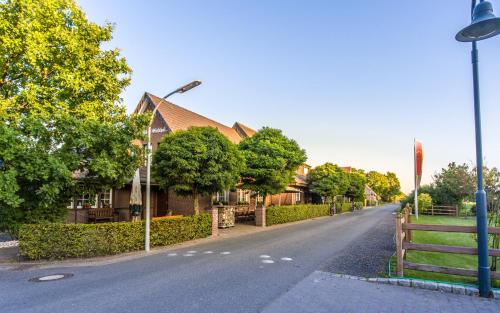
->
[130, 169, 142, 221]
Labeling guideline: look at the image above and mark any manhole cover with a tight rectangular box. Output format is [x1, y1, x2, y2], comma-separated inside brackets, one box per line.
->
[29, 273, 73, 282]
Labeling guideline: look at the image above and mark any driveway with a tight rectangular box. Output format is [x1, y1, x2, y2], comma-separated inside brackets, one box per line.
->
[2, 204, 486, 313]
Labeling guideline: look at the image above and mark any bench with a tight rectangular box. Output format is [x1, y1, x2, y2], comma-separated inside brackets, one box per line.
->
[88, 207, 114, 223]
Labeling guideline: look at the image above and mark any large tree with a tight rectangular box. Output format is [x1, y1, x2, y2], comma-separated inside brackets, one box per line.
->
[152, 127, 244, 215]
[432, 162, 475, 205]
[366, 171, 402, 202]
[0, 0, 147, 235]
[239, 127, 307, 201]
[385, 172, 402, 202]
[366, 171, 389, 200]
[346, 169, 367, 202]
[307, 163, 349, 203]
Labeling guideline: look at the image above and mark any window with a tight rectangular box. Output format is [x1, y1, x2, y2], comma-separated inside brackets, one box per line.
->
[99, 190, 112, 207]
[296, 192, 302, 204]
[237, 189, 250, 204]
[214, 190, 229, 204]
[304, 167, 309, 175]
[70, 190, 112, 209]
[256, 193, 264, 204]
[76, 194, 95, 208]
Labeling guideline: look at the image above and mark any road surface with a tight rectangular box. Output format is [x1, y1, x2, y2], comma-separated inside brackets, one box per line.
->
[0, 204, 444, 313]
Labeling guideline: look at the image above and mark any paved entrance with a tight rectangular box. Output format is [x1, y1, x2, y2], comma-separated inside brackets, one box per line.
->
[262, 271, 500, 313]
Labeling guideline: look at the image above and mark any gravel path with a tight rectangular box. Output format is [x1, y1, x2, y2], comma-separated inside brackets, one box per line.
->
[322, 207, 395, 277]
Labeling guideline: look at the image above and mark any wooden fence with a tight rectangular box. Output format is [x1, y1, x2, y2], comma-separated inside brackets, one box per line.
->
[395, 206, 500, 280]
[421, 205, 459, 216]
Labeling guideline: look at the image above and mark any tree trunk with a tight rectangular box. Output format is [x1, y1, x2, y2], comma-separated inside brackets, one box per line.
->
[193, 191, 200, 215]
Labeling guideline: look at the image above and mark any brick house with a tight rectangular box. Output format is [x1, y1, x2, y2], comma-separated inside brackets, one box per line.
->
[68, 92, 309, 223]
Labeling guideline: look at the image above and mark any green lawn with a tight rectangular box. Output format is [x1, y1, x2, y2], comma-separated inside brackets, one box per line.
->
[397, 215, 499, 288]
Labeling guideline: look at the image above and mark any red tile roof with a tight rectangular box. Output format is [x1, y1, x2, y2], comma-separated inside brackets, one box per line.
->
[144, 93, 243, 143]
[233, 122, 256, 138]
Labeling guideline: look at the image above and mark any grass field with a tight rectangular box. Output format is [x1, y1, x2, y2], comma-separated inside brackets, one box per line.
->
[393, 215, 500, 288]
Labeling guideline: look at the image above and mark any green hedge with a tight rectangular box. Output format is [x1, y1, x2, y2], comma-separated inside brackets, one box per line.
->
[266, 204, 329, 226]
[19, 214, 212, 260]
[337, 202, 352, 213]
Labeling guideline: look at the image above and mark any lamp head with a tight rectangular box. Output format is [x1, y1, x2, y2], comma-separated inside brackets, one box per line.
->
[177, 80, 202, 93]
[456, 1, 500, 42]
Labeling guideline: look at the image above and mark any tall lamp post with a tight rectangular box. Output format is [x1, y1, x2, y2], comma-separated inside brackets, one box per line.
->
[456, 0, 500, 297]
[145, 80, 201, 252]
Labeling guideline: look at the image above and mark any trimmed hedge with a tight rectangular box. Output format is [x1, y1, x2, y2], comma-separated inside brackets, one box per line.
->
[266, 204, 329, 226]
[337, 203, 352, 213]
[19, 214, 211, 260]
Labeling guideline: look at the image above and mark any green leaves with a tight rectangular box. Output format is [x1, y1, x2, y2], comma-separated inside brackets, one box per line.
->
[307, 163, 349, 201]
[153, 127, 245, 213]
[18, 214, 212, 260]
[366, 171, 401, 202]
[239, 127, 307, 196]
[0, 0, 146, 235]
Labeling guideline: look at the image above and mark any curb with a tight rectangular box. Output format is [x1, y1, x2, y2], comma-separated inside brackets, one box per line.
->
[328, 273, 500, 300]
[0, 241, 18, 249]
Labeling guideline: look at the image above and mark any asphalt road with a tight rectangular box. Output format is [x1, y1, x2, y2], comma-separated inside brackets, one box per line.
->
[0, 204, 397, 313]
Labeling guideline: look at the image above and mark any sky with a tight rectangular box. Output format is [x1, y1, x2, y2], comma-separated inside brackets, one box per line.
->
[77, 0, 500, 193]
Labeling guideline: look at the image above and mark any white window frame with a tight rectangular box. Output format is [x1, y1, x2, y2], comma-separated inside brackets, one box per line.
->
[69, 189, 113, 209]
[296, 192, 302, 204]
[256, 193, 264, 204]
[214, 190, 229, 204]
[237, 189, 250, 204]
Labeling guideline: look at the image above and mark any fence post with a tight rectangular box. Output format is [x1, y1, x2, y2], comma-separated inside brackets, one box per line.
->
[256, 205, 266, 227]
[395, 212, 404, 277]
[211, 207, 219, 237]
[456, 205, 459, 217]
[406, 207, 412, 242]
[431, 205, 434, 216]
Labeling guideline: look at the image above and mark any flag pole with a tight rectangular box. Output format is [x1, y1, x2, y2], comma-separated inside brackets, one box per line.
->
[414, 138, 419, 219]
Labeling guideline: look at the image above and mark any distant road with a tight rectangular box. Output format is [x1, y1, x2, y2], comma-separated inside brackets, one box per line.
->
[0, 204, 398, 313]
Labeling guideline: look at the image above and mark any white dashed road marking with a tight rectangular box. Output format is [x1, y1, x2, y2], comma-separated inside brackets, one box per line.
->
[183, 254, 194, 257]
[259, 255, 271, 259]
[281, 257, 293, 261]
[187, 251, 197, 254]
[261, 260, 274, 264]
[220, 251, 231, 255]
[167, 253, 177, 256]
[203, 251, 214, 254]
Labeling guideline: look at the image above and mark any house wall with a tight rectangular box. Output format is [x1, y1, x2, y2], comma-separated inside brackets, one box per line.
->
[167, 189, 212, 216]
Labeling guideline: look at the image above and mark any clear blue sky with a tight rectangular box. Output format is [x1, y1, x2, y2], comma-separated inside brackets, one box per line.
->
[78, 0, 500, 193]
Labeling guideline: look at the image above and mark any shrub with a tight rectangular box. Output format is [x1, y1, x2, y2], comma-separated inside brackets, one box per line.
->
[19, 214, 211, 260]
[266, 204, 329, 226]
[354, 202, 364, 209]
[418, 193, 432, 210]
[338, 202, 353, 213]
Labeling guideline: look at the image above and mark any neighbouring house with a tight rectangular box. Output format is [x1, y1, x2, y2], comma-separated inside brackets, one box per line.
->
[67, 92, 309, 223]
[340, 166, 379, 205]
[364, 185, 379, 206]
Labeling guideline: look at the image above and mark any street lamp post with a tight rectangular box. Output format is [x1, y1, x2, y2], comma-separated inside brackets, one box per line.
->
[456, 0, 500, 297]
[145, 80, 201, 252]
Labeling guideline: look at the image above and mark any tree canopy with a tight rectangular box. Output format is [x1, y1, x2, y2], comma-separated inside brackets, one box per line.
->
[152, 127, 244, 215]
[346, 169, 367, 202]
[239, 127, 307, 198]
[307, 163, 349, 203]
[366, 170, 402, 202]
[0, 0, 147, 235]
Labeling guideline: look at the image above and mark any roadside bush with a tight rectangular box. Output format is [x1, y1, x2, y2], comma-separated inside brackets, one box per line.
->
[418, 193, 432, 211]
[338, 203, 353, 213]
[19, 214, 211, 260]
[266, 204, 329, 226]
[354, 202, 364, 209]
